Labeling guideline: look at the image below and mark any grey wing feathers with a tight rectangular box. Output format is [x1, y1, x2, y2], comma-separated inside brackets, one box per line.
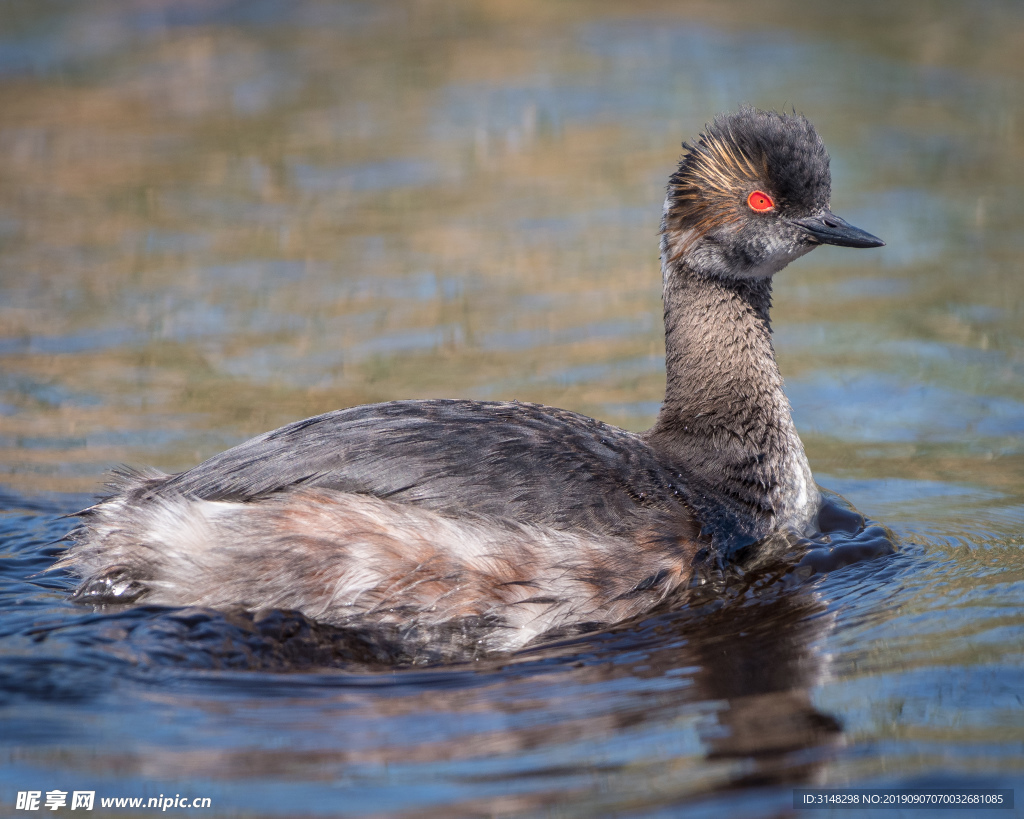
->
[158, 400, 686, 535]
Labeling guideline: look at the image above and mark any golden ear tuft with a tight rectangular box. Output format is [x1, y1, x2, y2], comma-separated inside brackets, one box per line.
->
[663, 131, 766, 260]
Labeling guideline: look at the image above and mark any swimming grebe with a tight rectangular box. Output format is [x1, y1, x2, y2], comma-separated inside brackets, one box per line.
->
[60, 108, 883, 655]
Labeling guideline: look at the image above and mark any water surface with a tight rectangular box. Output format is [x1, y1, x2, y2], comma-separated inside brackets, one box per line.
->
[1, 1, 1022, 816]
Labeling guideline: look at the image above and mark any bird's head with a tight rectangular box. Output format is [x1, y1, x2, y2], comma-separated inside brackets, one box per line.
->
[662, 107, 883, 281]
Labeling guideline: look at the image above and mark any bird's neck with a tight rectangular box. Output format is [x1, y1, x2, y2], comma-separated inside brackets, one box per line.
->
[645, 258, 818, 548]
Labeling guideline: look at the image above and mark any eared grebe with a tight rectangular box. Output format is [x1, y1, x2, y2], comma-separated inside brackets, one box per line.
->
[60, 108, 883, 656]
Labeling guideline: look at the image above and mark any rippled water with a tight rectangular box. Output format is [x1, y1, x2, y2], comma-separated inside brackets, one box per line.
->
[1, 1, 1023, 816]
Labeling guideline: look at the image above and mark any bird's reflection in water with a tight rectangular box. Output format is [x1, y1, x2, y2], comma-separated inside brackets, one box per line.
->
[682, 589, 841, 786]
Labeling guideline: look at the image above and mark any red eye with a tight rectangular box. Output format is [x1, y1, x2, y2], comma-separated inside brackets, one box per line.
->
[747, 190, 774, 212]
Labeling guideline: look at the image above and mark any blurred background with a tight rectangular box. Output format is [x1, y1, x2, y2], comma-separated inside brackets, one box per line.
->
[1, 0, 1021, 508]
[1, 1, 1022, 817]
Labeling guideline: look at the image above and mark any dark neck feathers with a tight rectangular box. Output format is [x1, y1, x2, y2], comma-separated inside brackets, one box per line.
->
[645, 257, 817, 548]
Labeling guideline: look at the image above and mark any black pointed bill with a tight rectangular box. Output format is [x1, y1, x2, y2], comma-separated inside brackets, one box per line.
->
[791, 210, 885, 248]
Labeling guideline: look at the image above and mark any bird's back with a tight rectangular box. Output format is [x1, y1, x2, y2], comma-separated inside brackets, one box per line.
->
[160, 399, 691, 537]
